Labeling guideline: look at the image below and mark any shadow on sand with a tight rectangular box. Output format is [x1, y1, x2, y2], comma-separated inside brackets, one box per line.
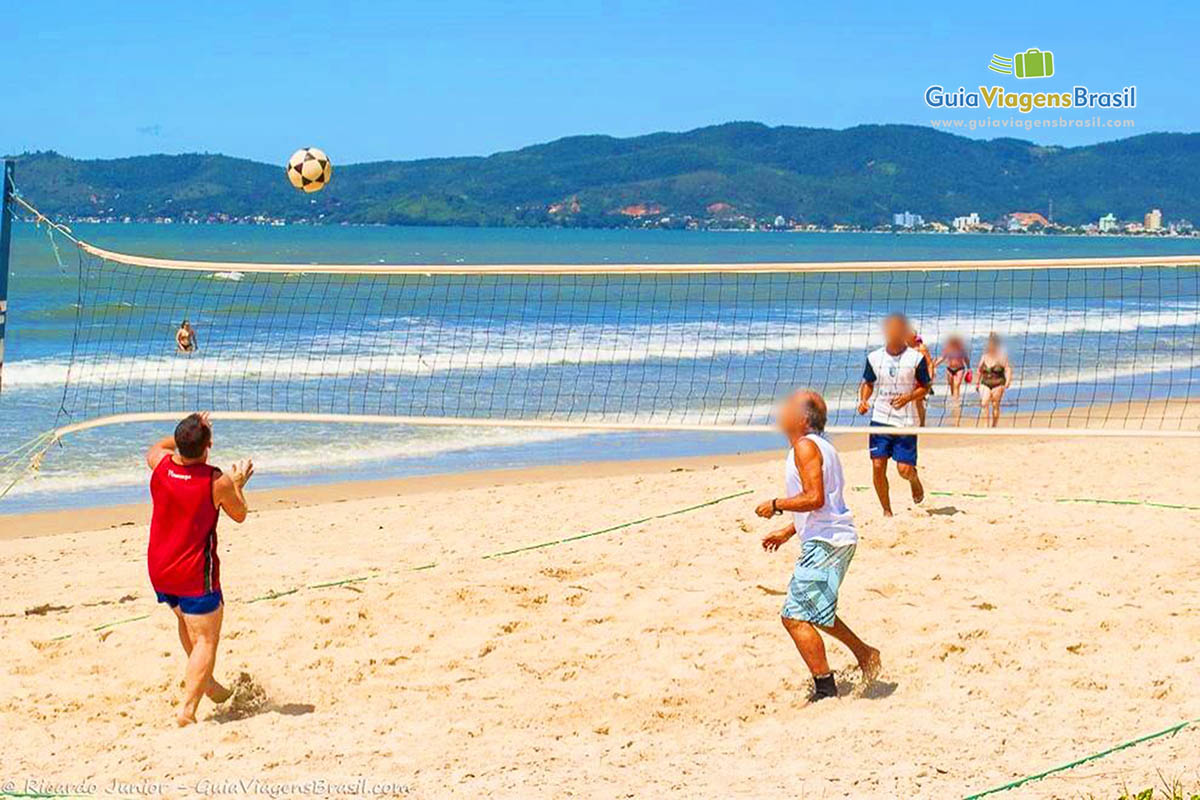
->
[926, 505, 964, 517]
[858, 680, 899, 700]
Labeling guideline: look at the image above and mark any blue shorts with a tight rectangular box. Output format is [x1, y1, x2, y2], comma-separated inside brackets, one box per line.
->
[782, 540, 857, 626]
[869, 421, 918, 465]
[156, 589, 223, 616]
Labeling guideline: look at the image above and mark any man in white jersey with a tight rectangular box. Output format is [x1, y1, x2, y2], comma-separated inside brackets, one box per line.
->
[858, 312, 929, 516]
[755, 389, 881, 701]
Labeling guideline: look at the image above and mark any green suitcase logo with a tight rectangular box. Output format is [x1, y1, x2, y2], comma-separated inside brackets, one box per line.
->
[1015, 48, 1054, 78]
[988, 48, 1055, 78]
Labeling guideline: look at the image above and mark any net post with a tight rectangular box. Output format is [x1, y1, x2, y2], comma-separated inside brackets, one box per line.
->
[0, 159, 13, 394]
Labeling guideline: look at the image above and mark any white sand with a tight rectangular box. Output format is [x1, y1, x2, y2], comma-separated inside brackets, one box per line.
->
[1, 437, 1198, 798]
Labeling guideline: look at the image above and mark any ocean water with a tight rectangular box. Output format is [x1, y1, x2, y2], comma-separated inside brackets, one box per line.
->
[2, 224, 1198, 513]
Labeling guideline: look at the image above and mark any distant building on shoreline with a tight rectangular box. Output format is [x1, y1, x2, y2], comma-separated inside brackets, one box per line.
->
[1098, 213, 1118, 233]
[1145, 208, 1163, 231]
[892, 210, 924, 229]
[952, 212, 980, 232]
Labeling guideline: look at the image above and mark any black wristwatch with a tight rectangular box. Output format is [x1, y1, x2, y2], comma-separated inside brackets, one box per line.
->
[772, 498, 781, 516]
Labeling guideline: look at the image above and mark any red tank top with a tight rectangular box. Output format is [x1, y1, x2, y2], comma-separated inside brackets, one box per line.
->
[148, 457, 221, 595]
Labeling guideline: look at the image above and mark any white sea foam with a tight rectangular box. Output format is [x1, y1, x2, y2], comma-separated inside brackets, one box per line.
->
[5, 303, 1198, 391]
[3, 424, 588, 499]
[5, 354, 1196, 506]
[1007, 353, 1200, 392]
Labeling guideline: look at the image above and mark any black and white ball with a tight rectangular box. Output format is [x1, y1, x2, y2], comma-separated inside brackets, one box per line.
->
[286, 147, 332, 193]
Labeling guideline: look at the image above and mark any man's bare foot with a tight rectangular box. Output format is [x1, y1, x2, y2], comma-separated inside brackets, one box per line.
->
[882, 510, 893, 518]
[206, 680, 232, 704]
[858, 648, 882, 684]
[912, 486, 924, 504]
[175, 710, 197, 727]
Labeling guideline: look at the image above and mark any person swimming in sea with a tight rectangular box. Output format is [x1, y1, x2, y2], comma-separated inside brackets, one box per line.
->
[976, 332, 1012, 427]
[176, 320, 197, 354]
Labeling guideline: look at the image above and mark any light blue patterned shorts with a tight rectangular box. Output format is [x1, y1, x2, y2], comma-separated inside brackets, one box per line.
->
[781, 539, 856, 627]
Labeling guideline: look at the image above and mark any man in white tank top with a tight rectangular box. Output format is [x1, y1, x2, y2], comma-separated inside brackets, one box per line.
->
[754, 389, 882, 701]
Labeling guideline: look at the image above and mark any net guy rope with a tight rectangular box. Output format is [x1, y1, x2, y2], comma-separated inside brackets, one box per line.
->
[2, 186, 1200, 500]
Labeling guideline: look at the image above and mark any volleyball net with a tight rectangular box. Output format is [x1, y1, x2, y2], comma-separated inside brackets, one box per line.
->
[2, 185, 1200, 499]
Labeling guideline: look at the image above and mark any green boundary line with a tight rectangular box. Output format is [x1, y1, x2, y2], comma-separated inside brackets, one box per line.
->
[481, 490, 752, 559]
[31, 486, 1197, 641]
[16, 484, 1200, 794]
[964, 718, 1197, 798]
[851, 486, 1200, 512]
[840, 482, 1200, 796]
[35, 489, 752, 642]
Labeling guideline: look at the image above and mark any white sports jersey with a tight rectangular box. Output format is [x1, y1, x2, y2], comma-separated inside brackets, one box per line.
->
[864, 346, 930, 427]
[784, 434, 857, 546]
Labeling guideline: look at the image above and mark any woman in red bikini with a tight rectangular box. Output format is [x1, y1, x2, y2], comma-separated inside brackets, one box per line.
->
[934, 334, 971, 406]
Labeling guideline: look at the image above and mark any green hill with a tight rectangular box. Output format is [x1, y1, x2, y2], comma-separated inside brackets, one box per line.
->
[8, 123, 1199, 227]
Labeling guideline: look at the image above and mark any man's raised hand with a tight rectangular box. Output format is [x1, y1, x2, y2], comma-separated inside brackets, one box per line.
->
[229, 458, 254, 488]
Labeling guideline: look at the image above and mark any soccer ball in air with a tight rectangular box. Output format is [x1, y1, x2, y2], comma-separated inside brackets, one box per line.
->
[286, 147, 332, 193]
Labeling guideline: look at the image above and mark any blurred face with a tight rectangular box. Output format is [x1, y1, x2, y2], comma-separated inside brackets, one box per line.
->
[776, 394, 799, 435]
[987, 336, 1001, 354]
[776, 391, 810, 437]
[883, 316, 909, 349]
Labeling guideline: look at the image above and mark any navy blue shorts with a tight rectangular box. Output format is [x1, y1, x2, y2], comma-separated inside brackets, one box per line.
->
[869, 421, 918, 465]
[156, 589, 223, 615]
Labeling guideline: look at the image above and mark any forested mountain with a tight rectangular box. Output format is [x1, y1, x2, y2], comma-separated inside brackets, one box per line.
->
[9, 124, 1199, 227]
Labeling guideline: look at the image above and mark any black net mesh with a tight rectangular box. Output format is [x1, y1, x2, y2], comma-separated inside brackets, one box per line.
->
[52, 249, 1200, 433]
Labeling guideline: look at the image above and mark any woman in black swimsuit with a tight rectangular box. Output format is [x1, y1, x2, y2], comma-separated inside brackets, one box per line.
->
[976, 332, 1012, 427]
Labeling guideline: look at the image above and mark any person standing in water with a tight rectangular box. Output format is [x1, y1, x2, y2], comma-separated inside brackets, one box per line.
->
[934, 334, 971, 424]
[176, 320, 197, 354]
[976, 332, 1013, 427]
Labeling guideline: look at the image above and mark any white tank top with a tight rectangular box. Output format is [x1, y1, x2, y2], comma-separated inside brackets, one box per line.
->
[866, 345, 926, 427]
[784, 434, 857, 546]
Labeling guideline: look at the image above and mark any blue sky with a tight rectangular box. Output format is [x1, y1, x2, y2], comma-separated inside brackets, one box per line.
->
[4, 0, 1194, 164]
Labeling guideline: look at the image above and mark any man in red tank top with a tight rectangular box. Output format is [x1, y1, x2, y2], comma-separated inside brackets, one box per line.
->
[146, 412, 253, 726]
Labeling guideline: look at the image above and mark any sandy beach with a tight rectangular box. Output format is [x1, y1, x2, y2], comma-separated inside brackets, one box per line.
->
[1, 435, 1198, 798]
